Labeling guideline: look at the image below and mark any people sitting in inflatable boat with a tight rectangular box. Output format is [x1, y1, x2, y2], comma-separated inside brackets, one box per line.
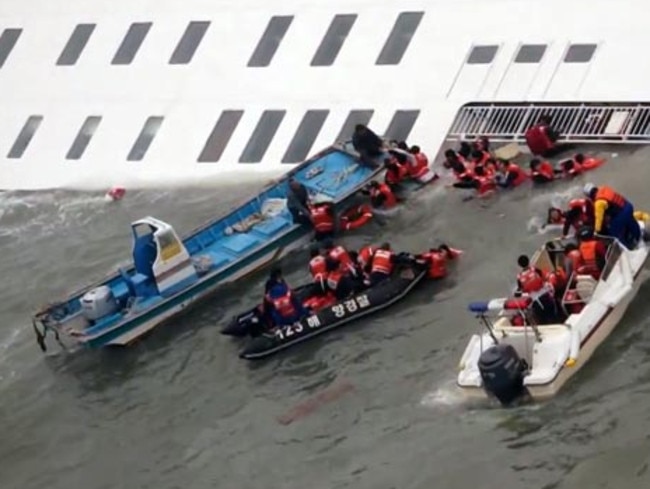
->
[583, 182, 641, 249]
[266, 280, 310, 327]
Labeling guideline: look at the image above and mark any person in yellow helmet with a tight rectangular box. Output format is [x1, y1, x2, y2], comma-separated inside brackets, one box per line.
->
[583, 183, 640, 249]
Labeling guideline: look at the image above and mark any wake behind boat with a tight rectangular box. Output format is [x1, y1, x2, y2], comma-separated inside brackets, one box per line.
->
[32, 144, 382, 351]
[457, 230, 649, 406]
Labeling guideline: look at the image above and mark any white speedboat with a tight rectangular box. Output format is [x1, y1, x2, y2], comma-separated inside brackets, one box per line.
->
[457, 229, 649, 406]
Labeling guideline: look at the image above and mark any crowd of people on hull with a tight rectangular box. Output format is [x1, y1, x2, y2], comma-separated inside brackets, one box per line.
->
[259, 238, 460, 331]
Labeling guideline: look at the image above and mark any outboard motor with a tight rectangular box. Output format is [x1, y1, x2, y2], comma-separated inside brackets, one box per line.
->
[478, 344, 529, 406]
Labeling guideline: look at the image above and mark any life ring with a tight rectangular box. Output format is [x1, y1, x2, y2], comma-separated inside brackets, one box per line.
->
[340, 204, 373, 231]
[581, 157, 605, 171]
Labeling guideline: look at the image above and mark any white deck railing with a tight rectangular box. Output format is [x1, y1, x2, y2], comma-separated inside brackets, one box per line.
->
[446, 103, 650, 144]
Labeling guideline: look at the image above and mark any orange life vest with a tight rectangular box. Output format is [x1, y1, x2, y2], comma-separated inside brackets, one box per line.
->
[475, 175, 496, 196]
[411, 153, 429, 177]
[309, 255, 327, 282]
[507, 163, 528, 186]
[594, 186, 626, 210]
[422, 251, 447, 279]
[525, 124, 554, 155]
[533, 160, 555, 180]
[517, 266, 545, 293]
[272, 291, 297, 318]
[545, 267, 567, 293]
[370, 183, 397, 208]
[578, 240, 601, 277]
[329, 245, 355, 274]
[310, 205, 335, 233]
[567, 198, 592, 229]
[371, 249, 393, 275]
[385, 162, 408, 185]
[358, 245, 377, 270]
[326, 270, 343, 290]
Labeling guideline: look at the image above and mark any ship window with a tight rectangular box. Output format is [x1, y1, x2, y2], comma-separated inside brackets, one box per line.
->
[564, 43, 597, 63]
[0, 28, 22, 68]
[376, 11, 424, 65]
[282, 110, 329, 163]
[127, 116, 164, 161]
[56, 24, 96, 66]
[112, 22, 152, 65]
[169, 21, 210, 65]
[514, 44, 546, 63]
[7, 115, 43, 159]
[310, 14, 357, 67]
[239, 110, 286, 163]
[66, 116, 102, 160]
[467, 45, 498, 64]
[335, 110, 374, 143]
[197, 110, 244, 162]
[383, 110, 420, 142]
[247, 16, 293, 67]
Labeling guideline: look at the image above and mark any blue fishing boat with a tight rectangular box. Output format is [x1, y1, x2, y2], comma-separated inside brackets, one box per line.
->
[32, 145, 383, 351]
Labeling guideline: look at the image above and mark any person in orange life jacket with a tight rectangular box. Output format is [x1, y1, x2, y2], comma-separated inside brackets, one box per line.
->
[470, 148, 491, 169]
[458, 142, 472, 161]
[418, 244, 458, 279]
[309, 201, 336, 241]
[576, 226, 607, 279]
[560, 154, 584, 178]
[562, 243, 584, 279]
[561, 198, 594, 238]
[443, 149, 467, 172]
[325, 257, 355, 300]
[525, 114, 559, 156]
[266, 281, 308, 327]
[363, 180, 398, 209]
[357, 244, 377, 277]
[516, 255, 561, 324]
[323, 239, 358, 278]
[474, 135, 491, 153]
[383, 157, 408, 192]
[308, 246, 328, 295]
[584, 183, 641, 249]
[495, 159, 527, 188]
[408, 145, 439, 183]
[452, 165, 495, 196]
[529, 158, 558, 184]
[261, 267, 288, 326]
[544, 265, 568, 302]
[369, 242, 397, 286]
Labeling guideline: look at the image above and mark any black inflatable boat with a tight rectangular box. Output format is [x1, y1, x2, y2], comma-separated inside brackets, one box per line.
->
[236, 261, 428, 360]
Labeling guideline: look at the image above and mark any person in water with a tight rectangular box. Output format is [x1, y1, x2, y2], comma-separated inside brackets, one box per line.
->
[418, 244, 459, 279]
[309, 200, 336, 242]
[583, 182, 641, 249]
[362, 180, 398, 209]
[495, 159, 527, 188]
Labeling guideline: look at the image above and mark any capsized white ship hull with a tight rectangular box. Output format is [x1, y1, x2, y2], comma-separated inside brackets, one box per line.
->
[457, 230, 649, 405]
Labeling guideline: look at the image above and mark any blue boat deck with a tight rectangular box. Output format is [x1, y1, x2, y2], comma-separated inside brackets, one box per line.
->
[34, 146, 380, 348]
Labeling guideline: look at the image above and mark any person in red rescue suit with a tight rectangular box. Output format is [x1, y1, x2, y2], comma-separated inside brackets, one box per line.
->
[323, 239, 359, 279]
[576, 226, 607, 279]
[309, 201, 336, 241]
[308, 245, 328, 295]
[325, 257, 356, 300]
[369, 242, 397, 286]
[363, 180, 398, 209]
[516, 254, 562, 324]
[495, 159, 528, 189]
[451, 165, 495, 196]
[383, 157, 408, 192]
[562, 198, 594, 238]
[357, 244, 377, 278]
[266, 280, 309, 327]
[560, 154, 585, 178]
[525, 114, 560, 156]
[417, 244, 460, 279]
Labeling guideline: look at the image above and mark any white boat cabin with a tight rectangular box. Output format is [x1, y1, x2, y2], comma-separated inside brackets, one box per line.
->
[125, 217, 199, 298]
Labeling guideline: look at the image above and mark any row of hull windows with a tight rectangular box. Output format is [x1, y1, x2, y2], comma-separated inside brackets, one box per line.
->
[467, 43, 598, 65]
[6, 110, 420, 163]
[0, 12, 424, 69]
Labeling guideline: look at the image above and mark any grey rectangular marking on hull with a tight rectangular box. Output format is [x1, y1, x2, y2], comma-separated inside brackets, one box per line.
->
[247, 16, 293, 67]
[127, 116, 164, 161]
[376, 12, 424, 65]
[56, 24, 96, 66]
[198, 110, 244, 162]
[239, 110, 286, 163]
[282, 110, 329, 163]
[0, 28, 22, 68]
[467, 45, 498, 64]
[7, 115, 43, 159]
[112, 23, 152, 65]
[515, 44, 547, 64]
[169, 21, 210, 65]
[564, 44, 597, 63]
[310, 14, 357, 67]
[335, 110, 374, 143]
[383, 110, 420, 142]
[66, 116, 102, 160]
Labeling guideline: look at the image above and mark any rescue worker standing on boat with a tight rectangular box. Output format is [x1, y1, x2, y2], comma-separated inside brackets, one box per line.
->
[583, 182, 640, 249]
